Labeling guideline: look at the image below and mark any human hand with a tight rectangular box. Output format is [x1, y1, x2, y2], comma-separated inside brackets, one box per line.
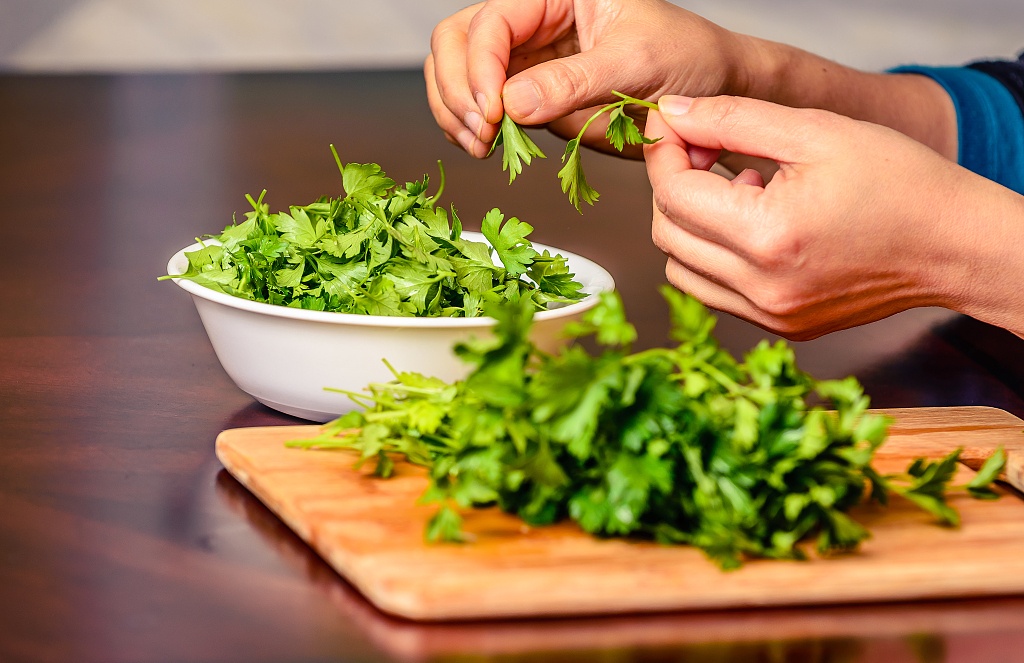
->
[425, 0, 743, 158]
[645, 95, 1024, 340]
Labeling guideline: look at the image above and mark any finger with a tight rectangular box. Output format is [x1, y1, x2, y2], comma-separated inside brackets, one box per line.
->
[651, 198, 751, 299]
[662, 260, 825, 339]
[656, 94, 829, 164]
[655, 213, 787, 341]
[500, 43, 638, 124]
[731, 168, 765, 187]
[688, 145, 721, 171]
[430, 3, 499, 150]
[506, 41, 575, 78]
[644, 95, 721, 168]
[663, 258, 759, 325]
[466, 0, 559, 124]
[645, 108, 769, 251]
[666, 258, 846, 341]
[425, 54, 491, 158]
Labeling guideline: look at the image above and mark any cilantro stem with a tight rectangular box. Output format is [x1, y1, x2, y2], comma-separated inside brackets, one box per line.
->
[495, 90, 660, 211]
[368, 383, 448, 396]
[323, 386, 376, 408]
[295, 289, 1006, 567]
[694, 359, 743, 395]
[330, 144, 344, 180]
[426, 160, 446, 206]
[611, 90, 659, 110]
[574, 92, 658, 140]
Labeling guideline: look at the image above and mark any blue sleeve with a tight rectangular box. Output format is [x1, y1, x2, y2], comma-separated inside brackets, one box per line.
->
[889, 65, 1024, 194]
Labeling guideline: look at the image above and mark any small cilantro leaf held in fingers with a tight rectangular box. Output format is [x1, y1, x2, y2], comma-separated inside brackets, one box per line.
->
[489, 114, 547, 184]
[500, 91, 660, 212]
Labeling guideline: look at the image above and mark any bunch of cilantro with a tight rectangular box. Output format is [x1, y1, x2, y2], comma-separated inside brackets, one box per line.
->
[163, 148, 584, 317]
[293, 287, 1005, 569]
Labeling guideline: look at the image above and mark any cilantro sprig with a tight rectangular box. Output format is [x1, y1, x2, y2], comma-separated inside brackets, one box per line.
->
[292, 288, 1005, 569]
[162, 147, 584, 317]
[492, 91, 659, 212]
[488, 113, 547, 184]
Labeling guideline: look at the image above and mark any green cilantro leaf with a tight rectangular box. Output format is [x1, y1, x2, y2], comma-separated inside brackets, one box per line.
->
[967, 446, 1006, 499]
[164, 149, 584, 317]
[489, 113, 547, 184]
[606, 104, 660, 151]
[480, 208, 539, 277]
[500, 91, 659, 212]
[300, 287, 1004, 569]
[342, 162, 396, 201]
[557, 138, 600, 212]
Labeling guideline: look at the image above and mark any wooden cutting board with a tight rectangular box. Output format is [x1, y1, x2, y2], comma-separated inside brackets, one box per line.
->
[216, 406, 1024, 621]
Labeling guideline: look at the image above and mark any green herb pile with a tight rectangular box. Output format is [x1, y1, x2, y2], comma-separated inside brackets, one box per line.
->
[493, 91, 659, 212]
[291, 288, 1005, 569]
[162, 147, 584, 317]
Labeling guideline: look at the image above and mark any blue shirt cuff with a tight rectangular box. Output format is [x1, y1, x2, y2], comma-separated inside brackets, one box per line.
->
[889, 65, 1024, 194]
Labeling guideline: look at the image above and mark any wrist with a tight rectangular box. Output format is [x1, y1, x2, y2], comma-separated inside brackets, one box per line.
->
[718, 32, 783, 100]
[716, 41, 958, 160]
[726, 37, 816, 103]
[929, 173, 1024, 336]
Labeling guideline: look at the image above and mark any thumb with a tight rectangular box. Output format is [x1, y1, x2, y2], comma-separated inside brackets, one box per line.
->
[655, 95, 828, 164]
[501, 46, 635, 124]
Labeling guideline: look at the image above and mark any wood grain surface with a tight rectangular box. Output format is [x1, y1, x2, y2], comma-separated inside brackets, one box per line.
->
[216, 406, 1024, 622]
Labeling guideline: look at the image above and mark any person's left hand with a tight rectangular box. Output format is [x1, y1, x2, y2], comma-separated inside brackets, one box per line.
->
[644, 94, 1024, 340]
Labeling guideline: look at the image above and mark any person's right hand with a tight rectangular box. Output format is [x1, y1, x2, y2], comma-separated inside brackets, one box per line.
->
[643, 95, 1024, 340]
[425, 0, 746, 158]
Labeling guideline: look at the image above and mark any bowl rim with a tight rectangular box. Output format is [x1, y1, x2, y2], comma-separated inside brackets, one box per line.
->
[165, 231, 615, 328]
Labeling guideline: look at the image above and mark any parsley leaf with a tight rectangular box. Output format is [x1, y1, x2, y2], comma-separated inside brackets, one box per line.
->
[501, 91, 660, 212]
[489, 113, 547, 184]
[163, 146, 584, 317]
[967, 447, 1007, 499]
[557, 138, 600, 211]
[480, 208, 539, 277]
[298, 288, 1005, 568]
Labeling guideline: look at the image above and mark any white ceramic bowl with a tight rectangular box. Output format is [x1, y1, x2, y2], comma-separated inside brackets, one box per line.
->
[166, 232, 614, 422]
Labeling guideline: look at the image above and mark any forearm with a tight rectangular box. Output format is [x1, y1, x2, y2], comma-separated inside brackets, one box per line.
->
[726, 36, 958, 160]
[932, 175, 1024, 338]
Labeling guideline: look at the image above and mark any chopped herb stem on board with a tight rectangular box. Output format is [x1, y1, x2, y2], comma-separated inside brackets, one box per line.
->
[290, 288, 1005, 569]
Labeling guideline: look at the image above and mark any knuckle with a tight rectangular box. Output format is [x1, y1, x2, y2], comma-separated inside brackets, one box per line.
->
[751, 285, 801, 319]
[430, 21, 455, 52]
[784, 327, 821, 342]
[767, 316, 820, 342]
[746, 278, 816, 333]
[700, 95, 746, 136]
[664, 259, 689, 292]
[423, 55, 436, 88]
[791, 107, 845, 152]
[650, 216, 673, 255]
[545, 59, 590, 101]
[651, 185, 680, 223]
[742, 218, 804, 273]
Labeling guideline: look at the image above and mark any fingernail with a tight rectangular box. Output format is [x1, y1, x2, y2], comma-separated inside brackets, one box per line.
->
[475, 91, 489, 118]
[464, 110, 484, 138]
[660, 95, 693, 116]
[503, 79, 542, 117]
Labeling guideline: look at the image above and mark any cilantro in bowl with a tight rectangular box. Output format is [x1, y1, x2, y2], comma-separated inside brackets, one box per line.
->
[163, 147, 585, 317]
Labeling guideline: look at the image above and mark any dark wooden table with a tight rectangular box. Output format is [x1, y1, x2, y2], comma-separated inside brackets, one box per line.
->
[3, 71, 1024, 663]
